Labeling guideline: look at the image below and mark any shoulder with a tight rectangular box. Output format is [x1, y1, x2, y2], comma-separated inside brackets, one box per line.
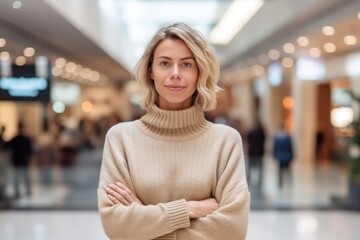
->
[106, 121, 137, 139]
[211, 123, 243, 143]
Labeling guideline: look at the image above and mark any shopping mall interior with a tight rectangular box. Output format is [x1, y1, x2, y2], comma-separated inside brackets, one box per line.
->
[0, 0, 360, 239]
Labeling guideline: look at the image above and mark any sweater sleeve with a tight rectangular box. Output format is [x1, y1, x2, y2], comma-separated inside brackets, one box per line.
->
[176, 132, 250, 240]
[97, 129, 190, 240]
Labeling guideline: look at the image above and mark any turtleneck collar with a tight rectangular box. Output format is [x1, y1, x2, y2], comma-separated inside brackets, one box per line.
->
[137, 104, 211, 141]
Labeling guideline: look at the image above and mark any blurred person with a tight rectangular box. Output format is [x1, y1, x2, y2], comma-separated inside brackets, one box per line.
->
[272, 123, 294, 188]
[0, 125, 7, 200]
[98, 23, 250, 239]
[36, 122, 58, 184]
[7, 122, 33, 199]
[246, 118, 266, 189]
[58, 123, 79, 166]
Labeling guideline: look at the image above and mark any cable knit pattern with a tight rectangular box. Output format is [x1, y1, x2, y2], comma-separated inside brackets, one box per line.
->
[98, 105, 250, 240]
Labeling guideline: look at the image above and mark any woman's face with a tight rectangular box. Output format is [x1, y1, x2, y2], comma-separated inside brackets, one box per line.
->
[151, 38, 199, 110]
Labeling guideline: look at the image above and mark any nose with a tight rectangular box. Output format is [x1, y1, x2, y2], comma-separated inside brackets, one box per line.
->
[170, 66, 181, 80]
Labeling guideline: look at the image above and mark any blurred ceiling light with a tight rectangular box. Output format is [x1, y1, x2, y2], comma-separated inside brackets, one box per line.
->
[23, 47, 35, 57]
[52, 101, 65, 114]
[65, 62, 77, 72]
[61, 71, 71, 79]
[55, 58, 66, 68]
[331, 107, 353, 128]
[80, 68, 92, 79]
[12, 1, 22, 9]
[321, 26, 335, 36]
[0, 51, 10, 61]
[297, 36, 309, 47]
[90, 71, 100, 82]
[309, 47, 322, 58]
[0, 38, 6, 48]
[51, 66, 63, 77]
[283, 43, 295, 54]
[344, 35, 357, 45]
[268, 49, 280, 60]
[283, 96, 294, 109]
[82, 101, 93, 113]
[209, 0, 265, 44]
[323, 42, 336, 53]
[282, 57, 294, 68]
[74, 65, 83, 75]
[15, 56, 26, 66]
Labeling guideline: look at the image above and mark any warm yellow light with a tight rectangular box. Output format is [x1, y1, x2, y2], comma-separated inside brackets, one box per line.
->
[0, 51, 10, 61]
[80, 68, 92, 79]
[209, 0, 265, 44]
[65, 62, 77, 72]
[15, 56, 26, 66]
[297, 36, 309, 47]
[321, 26, 335, 36]
[323, 42, 336, 53]
[82, 101, 93, 113]
[55, 58, 67, 68]
[23, 47, 35, 57]
[90, 71, 100, 82]
[0, 38, 6, 48]
[344, 35, 357, 45]
[282, 57, 294, 68]
[283, 97, 294, 109]
[283, 43, 295, 54]
[268, 49, 280, 60]
[51, 67, 63, 77]
[309, 48, 322, 58]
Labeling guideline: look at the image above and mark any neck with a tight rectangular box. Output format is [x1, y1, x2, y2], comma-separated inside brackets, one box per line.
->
[138, 104, 211, 140]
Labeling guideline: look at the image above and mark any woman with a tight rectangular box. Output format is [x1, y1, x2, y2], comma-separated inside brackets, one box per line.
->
[98, 23, 250, 240]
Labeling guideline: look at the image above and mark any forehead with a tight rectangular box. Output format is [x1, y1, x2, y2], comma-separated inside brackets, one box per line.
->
[154, 38, 194, 58]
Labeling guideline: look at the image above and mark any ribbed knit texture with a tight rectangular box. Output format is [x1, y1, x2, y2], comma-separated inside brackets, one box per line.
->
[98, 104, 250, 240]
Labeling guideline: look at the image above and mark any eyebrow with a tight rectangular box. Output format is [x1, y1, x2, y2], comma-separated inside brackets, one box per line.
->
[157, 56, 196, 61]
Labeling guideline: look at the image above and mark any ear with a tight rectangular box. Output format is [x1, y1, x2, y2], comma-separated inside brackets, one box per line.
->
[150, 69, 154, 80]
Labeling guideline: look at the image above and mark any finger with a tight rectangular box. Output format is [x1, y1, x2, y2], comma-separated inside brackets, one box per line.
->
[106, 187, 130, 205]
[109, 184, 133, 204]
[107, 194, 129, 206]
[107, 194, 119, 205]
[115, 182, 138, 202]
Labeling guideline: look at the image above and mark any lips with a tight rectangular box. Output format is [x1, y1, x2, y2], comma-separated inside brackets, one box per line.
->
[165, 84, 186, 91]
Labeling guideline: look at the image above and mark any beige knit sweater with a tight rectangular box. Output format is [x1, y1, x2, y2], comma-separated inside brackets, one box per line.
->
[98, 104, 250, 240]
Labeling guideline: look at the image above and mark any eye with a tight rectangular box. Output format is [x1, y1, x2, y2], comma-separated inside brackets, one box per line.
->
[182, 62, 192, 68]
[159, 61, 170, 66]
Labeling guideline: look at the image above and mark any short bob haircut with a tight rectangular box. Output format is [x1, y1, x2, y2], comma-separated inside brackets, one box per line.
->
[133, 22, 221, 111]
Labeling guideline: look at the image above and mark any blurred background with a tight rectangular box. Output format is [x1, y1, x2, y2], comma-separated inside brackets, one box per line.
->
[0, 0, 360, 239]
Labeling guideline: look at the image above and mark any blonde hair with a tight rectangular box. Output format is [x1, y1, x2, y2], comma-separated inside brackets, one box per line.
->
[133, 23, 221, 111]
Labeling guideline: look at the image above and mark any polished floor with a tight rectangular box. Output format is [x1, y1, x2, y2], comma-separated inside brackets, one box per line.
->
[0, 210, 359, 240]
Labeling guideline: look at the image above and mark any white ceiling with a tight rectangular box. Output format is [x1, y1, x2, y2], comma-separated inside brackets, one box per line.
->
[0, 0, 359, 84]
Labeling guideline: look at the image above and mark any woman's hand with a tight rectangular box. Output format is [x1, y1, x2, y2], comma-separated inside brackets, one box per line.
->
[186, 198, 219, 218]
[105, 182, 143, 206]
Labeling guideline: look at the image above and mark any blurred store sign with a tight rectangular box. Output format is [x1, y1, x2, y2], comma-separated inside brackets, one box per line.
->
[0, 76, 47, 97]
[0, 63, 50, 102]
